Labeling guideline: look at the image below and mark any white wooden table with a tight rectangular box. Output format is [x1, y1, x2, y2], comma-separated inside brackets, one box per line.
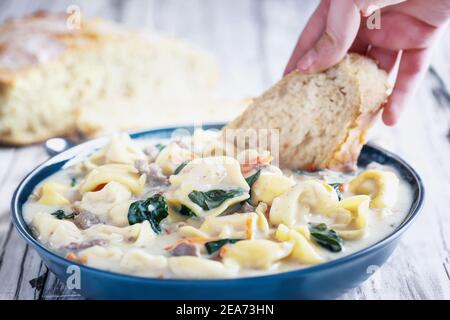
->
[0, 0, 449, 300]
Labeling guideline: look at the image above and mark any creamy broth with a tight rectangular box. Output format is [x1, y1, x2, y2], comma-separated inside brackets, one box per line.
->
[23, 131, 412, 278]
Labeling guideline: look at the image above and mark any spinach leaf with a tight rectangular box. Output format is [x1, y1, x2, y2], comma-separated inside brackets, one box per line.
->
[174, 160, 190, 175]
[329, 183, 343, 200]
[179, 204, 196, 217]
[51, 210, 75, 220]
[308, 223, 343, 252]
[128, 194, 168, 233]
[205, 238, 242, 254]
[188, 189, 245, 211]
[155, 143, 166, 151]
[245, 169, 261, 188]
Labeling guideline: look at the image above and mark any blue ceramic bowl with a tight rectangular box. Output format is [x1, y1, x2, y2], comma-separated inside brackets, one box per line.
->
[11, 124, 424, 300]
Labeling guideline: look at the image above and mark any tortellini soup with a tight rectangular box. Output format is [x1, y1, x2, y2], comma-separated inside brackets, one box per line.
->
[23, 131, 413, 279]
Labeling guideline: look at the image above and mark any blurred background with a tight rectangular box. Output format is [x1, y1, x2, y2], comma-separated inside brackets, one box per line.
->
[0, 0, 449, 299]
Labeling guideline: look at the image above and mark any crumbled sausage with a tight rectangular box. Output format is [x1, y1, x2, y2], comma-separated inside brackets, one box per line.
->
[73, 210, 101, 230]
[171, 242, 199, 257]
[240, 202, 256, 213]
[134, 159, 150, 175]
[63, 239, 106, 252]
[144, 145, 160, 162]
[147, 163, 168, 184]
[135, 160, 168, 186]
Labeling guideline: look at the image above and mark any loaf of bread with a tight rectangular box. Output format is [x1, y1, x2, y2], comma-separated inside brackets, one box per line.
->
[0, 11, 221, 144]
[224, 54, 389, 171]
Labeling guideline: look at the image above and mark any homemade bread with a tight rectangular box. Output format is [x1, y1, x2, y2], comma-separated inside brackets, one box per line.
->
[224, 54, 389, 171]
[0, 11, 219, 144]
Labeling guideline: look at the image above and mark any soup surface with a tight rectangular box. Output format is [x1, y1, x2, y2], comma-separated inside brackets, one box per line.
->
[23, 130, 412, 279]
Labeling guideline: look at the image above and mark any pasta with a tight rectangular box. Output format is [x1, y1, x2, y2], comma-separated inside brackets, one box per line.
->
[24, 131, 410, 279]
[168, 256, 238, 279]
[275, 224, 323, 264]
[78, 181, 132, 226]
[31, 212, 83, 247]
[84, 134, 146, 170]
[38, 182, 70, 206]
[80, 164, 146, 195]
[251, 171, 295, 205]
[222, 240, 293, 269]
[166, 156, 250, 217]
[349, 169, 399, 209]
[155, 142, 194, 175]
[120, 250, 167, 277]
[269, 180, 339, 227]
[332, 195, 370, 240]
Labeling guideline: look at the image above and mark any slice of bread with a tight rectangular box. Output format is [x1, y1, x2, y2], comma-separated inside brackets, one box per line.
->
[0, 11, 219, 144]
[223, 54, 389, 171]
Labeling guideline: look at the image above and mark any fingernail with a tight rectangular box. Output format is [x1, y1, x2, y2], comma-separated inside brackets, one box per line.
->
[297, 50, 317, 71]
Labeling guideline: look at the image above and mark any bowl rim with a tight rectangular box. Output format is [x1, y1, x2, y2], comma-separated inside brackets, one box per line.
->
[11, 123, 425, 285]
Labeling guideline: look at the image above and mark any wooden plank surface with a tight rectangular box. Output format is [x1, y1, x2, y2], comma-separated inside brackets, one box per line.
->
[0, 0, 449, 300]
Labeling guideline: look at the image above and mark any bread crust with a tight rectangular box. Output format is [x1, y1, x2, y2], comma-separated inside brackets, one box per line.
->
[0, 11, 218, 145]
[224, 53, 389, 172]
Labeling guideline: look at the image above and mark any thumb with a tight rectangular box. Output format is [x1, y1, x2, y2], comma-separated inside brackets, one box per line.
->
[297, 0, 361, 73]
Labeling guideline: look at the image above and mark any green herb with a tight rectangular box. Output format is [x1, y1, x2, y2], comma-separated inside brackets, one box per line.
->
[329, 183, 343, 200]
[308, 223, 343, 252]
[70, 177, 77, 187]
[128, 194, 168, 233]
[205, 238, 242, 254]
[188, 189, 245, 211]
[179, 204, 196, 217]
[51, 210, 75, 220]
[174, 160, 190, 175]
[155, 143, 166, 152]
[245, 169, 261, 188]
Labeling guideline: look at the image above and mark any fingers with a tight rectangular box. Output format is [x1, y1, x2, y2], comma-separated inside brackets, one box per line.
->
[284, 0, 330, 76]
[382, 48, 430, 125]
[354, 0, 407, 16]
[357, 11, 439, 50]
[296, 0, 361, 73]
[367, 46, 399, 73]
[390, 0, 450, 27]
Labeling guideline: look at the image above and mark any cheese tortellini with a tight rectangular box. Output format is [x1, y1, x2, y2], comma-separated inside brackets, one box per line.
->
[168, 256, 238, 279]
[275, 224, 323, 264]
[349, 169, 399, 209]
[78, 182, 132, 226]
[223, 240, 293, 269]
[270, 180, 339, 227]
[84, 134, 146, 169]
[38, 182, 70, 206]
[80, 164, 146, 195]
[25, 131, 408, 279]
[250, 171, 295, 205]
[333, 195, 370, 240]
[166, 156, 250, 217]
[155, 142, 194, 176]
[31, 212, 83, 247]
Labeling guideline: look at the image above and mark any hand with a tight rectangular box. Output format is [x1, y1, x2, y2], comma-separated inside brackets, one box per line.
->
[284, 0, 450, 125]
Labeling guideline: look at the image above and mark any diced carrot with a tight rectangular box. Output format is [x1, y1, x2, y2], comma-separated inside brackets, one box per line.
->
[303, 163, 317, 172]
[219, 244, 230, 258]
[92, 183, 107, 192]
[164, 237, 209, 251]
[339, 183, 346, 193]
[240, 154, 273, 174]
[66, 252, 87, 264]
[66, 252, 77, 261]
